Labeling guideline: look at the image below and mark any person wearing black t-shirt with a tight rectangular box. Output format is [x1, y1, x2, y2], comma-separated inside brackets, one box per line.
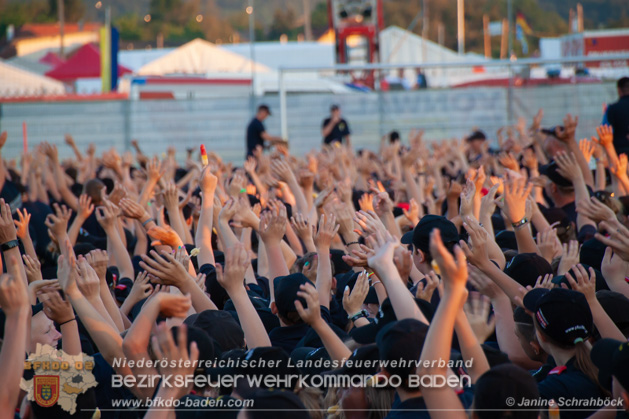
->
[322, 104, 351, 145]
[245, 104, 284, 158]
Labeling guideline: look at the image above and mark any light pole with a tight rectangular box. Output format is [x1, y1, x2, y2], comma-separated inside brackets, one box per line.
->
[247, 1, 256, 116]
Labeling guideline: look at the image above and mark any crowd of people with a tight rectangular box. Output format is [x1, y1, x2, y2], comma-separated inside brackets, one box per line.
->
[0, 77, 628, 419]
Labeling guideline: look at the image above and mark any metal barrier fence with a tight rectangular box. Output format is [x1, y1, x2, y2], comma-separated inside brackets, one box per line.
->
[1, 55, 627, 164]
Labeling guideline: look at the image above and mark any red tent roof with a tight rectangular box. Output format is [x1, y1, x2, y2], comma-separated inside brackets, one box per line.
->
[39, 51, 65, 67]
[45, 43, 131, 81]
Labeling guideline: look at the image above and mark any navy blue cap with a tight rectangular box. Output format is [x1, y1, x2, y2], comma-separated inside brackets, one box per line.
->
[523, 288, 592, 346]
[273, 273, 309, 319]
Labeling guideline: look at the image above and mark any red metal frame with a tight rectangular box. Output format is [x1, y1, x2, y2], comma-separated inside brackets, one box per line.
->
[328, 0, 382, 88]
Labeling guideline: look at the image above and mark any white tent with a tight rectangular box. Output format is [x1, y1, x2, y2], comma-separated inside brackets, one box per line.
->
[0, 60, 65, 97]
[136, 38, 271, 76]
[379, 26, 492, 87]
[222, 41, 335, 70]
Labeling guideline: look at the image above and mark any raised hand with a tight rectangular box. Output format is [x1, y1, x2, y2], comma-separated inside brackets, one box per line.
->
[22, 254, 42, 283]
[76, 256, 102, 301]
[146, 157, 165, 183]
[151, 323, 199, 400]
[39, 290, 75, 325]
[342, 270, 369, 316]
[579, 138, 595, 163]
[354, 210, 386, 236]
[77, 194, 95, 221]
[536, 229, 562, 263]
[0, 273, 29, 317]
[595, 222, 629, 262]
[95, 201, 118, 231]
[218, 243, 250, 294]
[127, 271, 153, 304]
[459, 217, 490, 269]
[555, 114, 578, 143]
[258, 204, 287, 245]
[367, 229, 400, 270]
[139, 250, 190, 289]
[463, 292, 495, 344]
[13, 208, 31, 240]
[594, 124, 613, 148]
[416, 270, 440, 302]
[314, 213, 339, 250]
[576, 196, 617, 224]
[403, 198, 420, 226]
[358, 193, 374, 212]
[86, 249, 109, 282]
[564, 264, 596, 302]
[554, 151, 582, 182]
[44, 203, 72, 238]
[430, 229, 468, 290]
[502, 178, 533, 224]
[119, 197, 147, 220]
[294, 282, 322, 326]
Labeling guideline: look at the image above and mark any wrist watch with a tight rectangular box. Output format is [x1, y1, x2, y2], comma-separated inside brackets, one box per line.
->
[511, 218, 529, 229]
[348, 309, 369, 321]
[0, 239, 19, 252]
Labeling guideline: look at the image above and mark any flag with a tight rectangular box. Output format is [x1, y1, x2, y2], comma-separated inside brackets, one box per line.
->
[516, 24, 529, 55]
[100, 25, 120, 93]
[100, 25, 111, 93]
[516, 12, 532, 35]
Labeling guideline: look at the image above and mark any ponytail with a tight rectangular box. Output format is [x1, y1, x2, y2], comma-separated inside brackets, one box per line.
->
[574, 341, 611, 397]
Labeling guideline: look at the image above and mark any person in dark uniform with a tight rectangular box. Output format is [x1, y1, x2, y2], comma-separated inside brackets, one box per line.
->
[523, 288, 609, 419]
[603, 77, 629, 155]
[321, 104, 351, 146]
[590, 339, 629, 418]
[246, 104, 284, 158]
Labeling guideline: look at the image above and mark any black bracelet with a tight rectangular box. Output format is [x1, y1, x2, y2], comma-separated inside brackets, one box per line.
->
[0, 239, 19, 252]
[59, 318, 76, 326]
[346, 241, 360, 247]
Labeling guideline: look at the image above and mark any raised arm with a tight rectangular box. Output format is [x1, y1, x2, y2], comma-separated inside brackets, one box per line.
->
[0, 273, 30, 418]
[218, 243, 272, 348]
[417, 230, 468, 418]
[313, 213, 339, 309]
[195, 166, 218, 267]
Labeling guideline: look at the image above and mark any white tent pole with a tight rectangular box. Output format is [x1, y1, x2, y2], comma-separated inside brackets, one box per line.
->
[279, 70, 287, 141]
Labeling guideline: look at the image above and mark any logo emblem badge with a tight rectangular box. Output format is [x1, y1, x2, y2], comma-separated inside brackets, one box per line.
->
[34, 375, 60, 407]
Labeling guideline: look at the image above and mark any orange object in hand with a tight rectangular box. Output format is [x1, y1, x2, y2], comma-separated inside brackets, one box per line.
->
[200, 144, 208, 167]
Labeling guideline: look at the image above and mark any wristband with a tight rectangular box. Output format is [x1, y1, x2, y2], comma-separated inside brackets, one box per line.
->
[59, 318, 76, 326]
[0, 239, 19, 252]
[511, 218, 529, 229]
[348, 309, 369, 321]
[142, 217, 155, 227]
[346, 241, 360, 247]
[371, 281, 382, 287]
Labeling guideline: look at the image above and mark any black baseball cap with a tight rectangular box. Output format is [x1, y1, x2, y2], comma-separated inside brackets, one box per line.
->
[551, 264, 609, 292]
[504, 253, 553, 288]
[474, 364, 540, 419]
[590, 339, 629, 392]
[324, 344, 380, 377]
[540, 160, 573, 188]
[170, 325, 215, 374]
[376, 319, 429, 386]
[596, 290, 629, 336]
[523, 288, 593, 347]
[412, 215, 459, 254]
[258, 104, 271, 115]
[184, 309, 245, 354]
[466, 130, 487, 142]
[330, 104, 340, 111]
[273, 273, 309, 319]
